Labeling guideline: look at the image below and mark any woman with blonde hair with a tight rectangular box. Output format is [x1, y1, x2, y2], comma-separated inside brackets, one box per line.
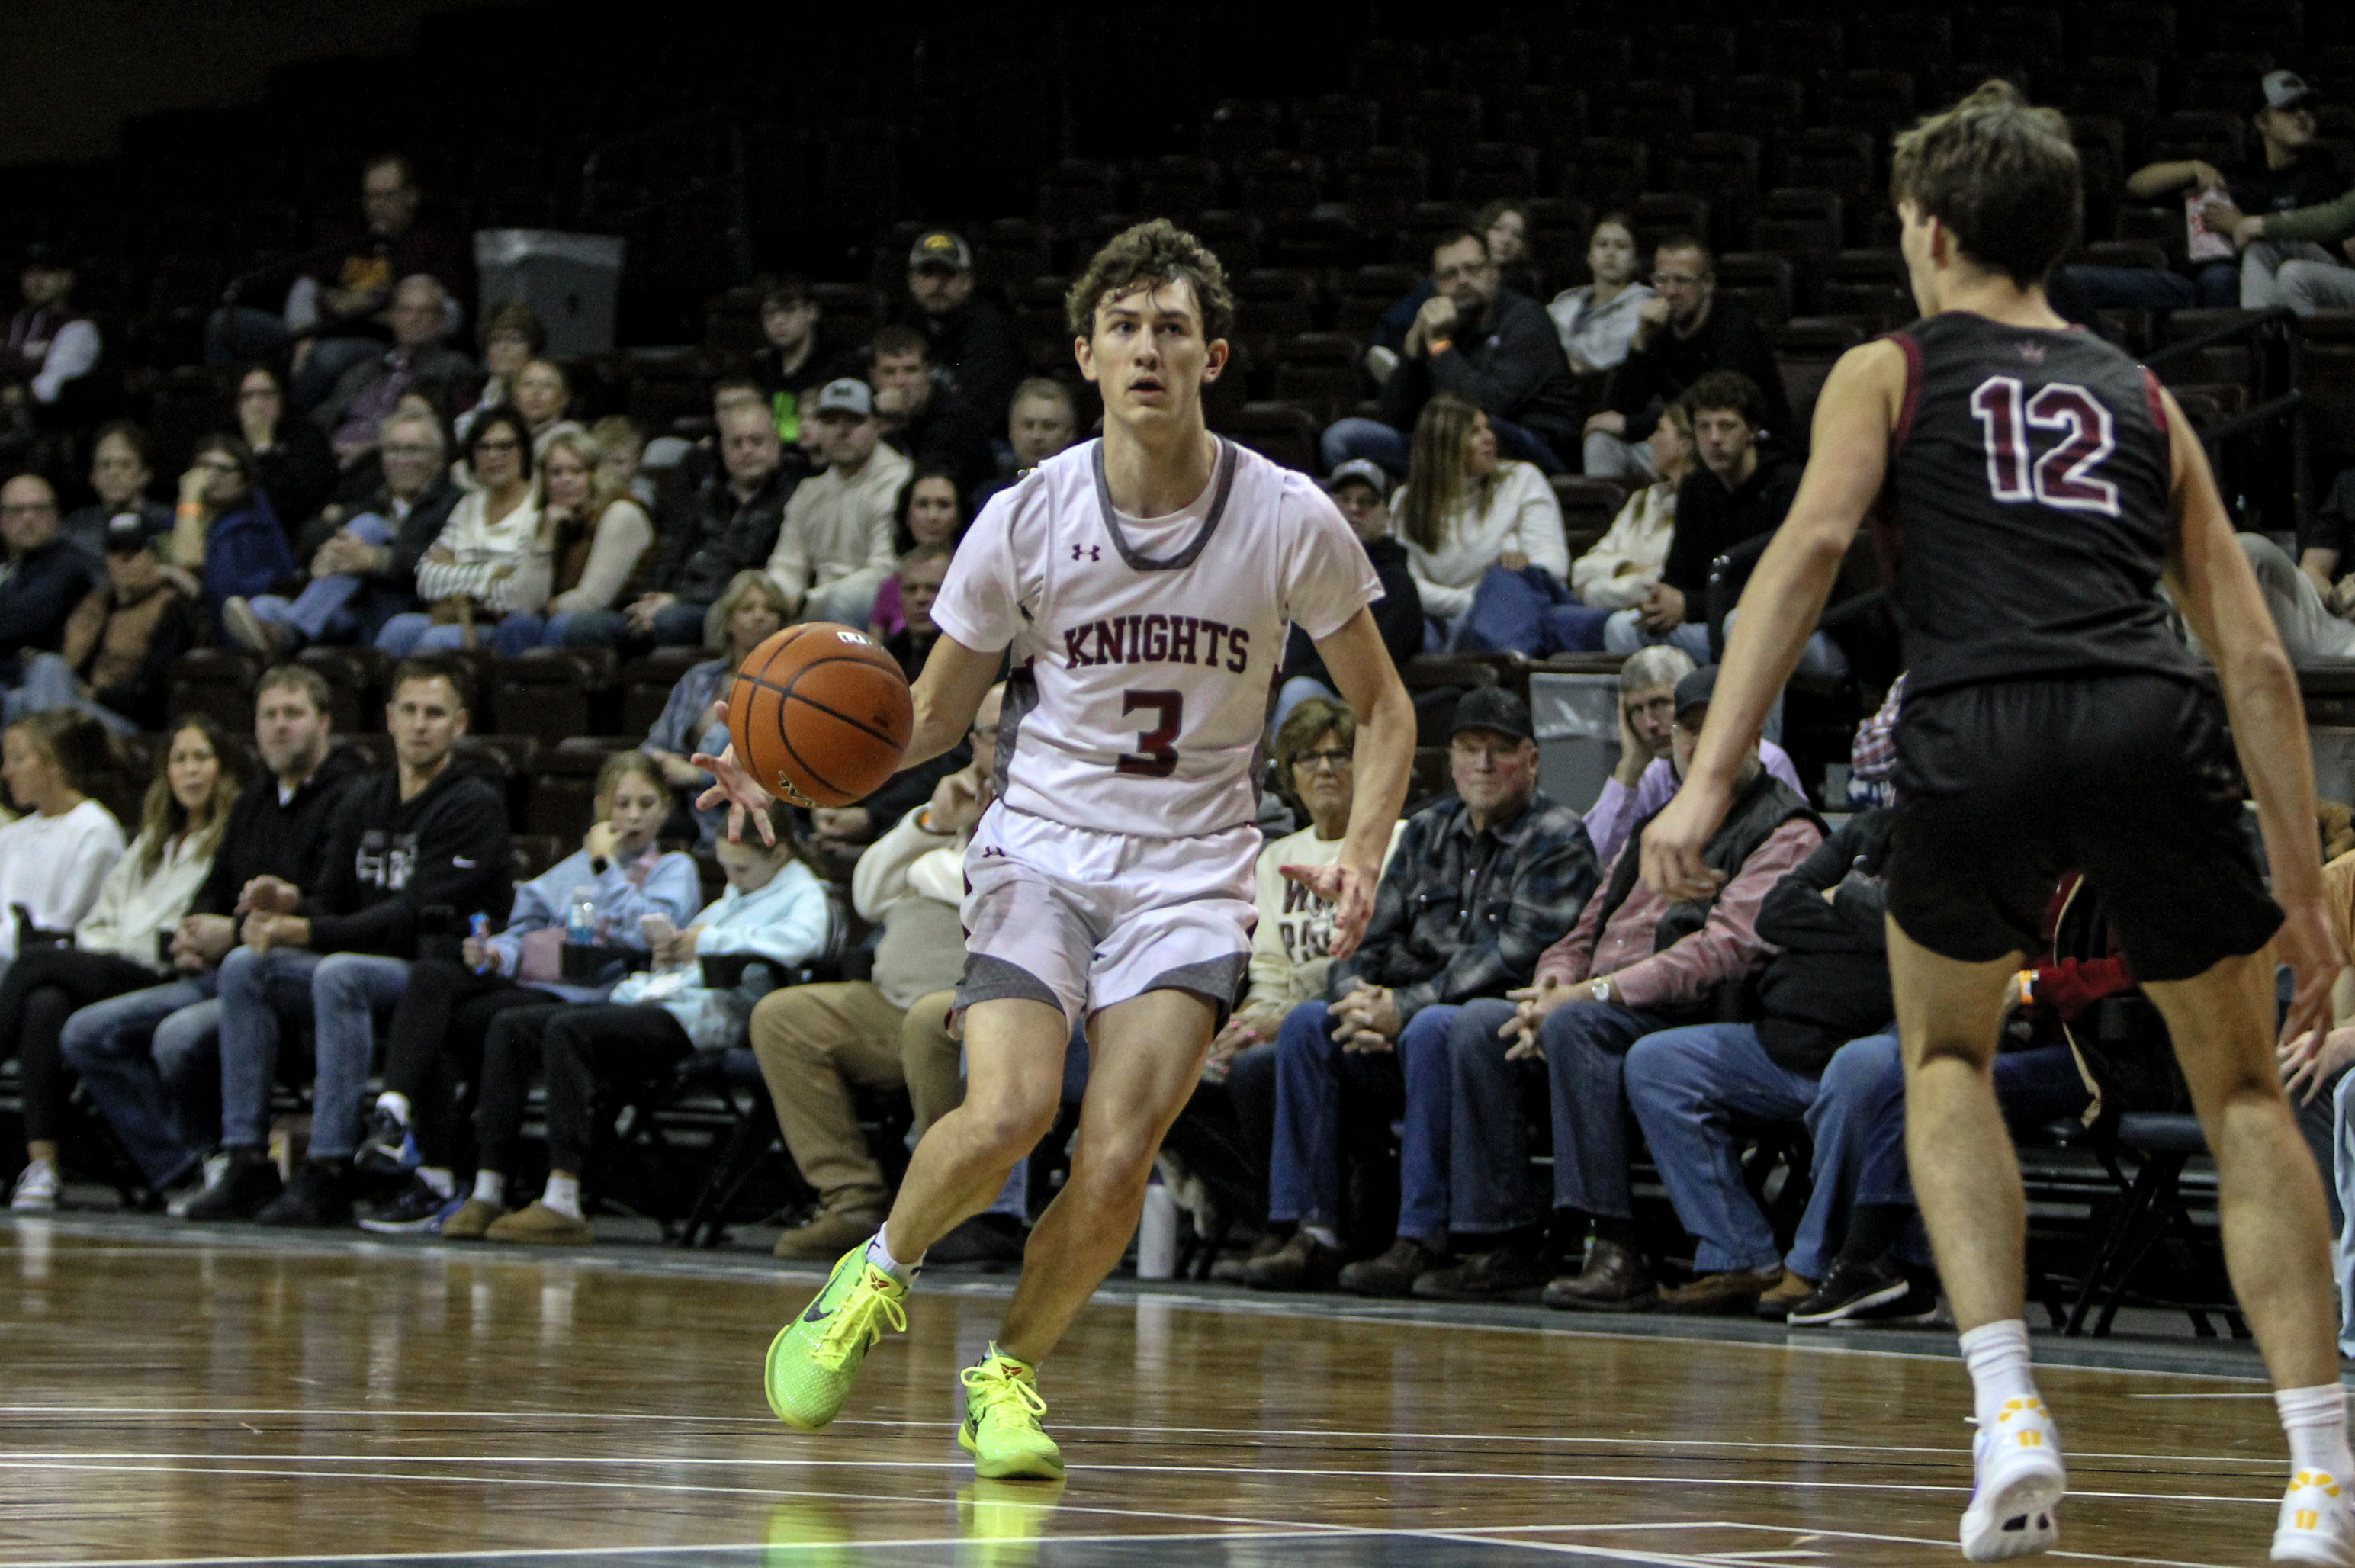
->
[643, 569, 793, 847]
[497, 426, 656, 654]
[1393, 393, 1569, 653]
[1554, 400, 1701, 651]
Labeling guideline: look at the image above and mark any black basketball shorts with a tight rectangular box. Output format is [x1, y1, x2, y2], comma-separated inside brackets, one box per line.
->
[1884, 674, 2281, 982]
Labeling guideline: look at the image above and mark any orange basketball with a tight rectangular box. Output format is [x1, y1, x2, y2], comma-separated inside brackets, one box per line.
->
[726, 625, 914, 808]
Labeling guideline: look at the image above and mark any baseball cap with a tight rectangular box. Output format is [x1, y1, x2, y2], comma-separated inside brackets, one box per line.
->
[1450, 686, 1534, 744]
[1325, 458, 1390, 499]
[1674, 664, 1719, 718]
[21, 241, 69, 272]
[102, 512, 156, 554]
[811, 378, 875, 418]
[2263, 70, 2319, 112]
[908, 230, 974, 273]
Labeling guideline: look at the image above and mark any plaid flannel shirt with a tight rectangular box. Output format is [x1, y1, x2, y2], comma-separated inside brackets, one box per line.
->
[1328, 789, 1601, 1021]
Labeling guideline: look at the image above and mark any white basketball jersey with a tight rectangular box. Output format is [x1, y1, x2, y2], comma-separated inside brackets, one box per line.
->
[931, 437, 1380, 839]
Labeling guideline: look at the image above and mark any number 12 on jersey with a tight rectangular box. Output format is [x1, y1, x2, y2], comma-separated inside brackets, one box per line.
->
[1968, 374, 2120, 516]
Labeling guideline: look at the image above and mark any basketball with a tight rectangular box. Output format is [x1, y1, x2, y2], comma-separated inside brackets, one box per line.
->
[725, 625, 913, 808]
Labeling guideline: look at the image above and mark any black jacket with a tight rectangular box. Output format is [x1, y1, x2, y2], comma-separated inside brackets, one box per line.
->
[1377, 290, 1584, 454]
[0, 538, 98, 667]
[1753, 808, 1896, 1073]
[655, 463, 796, 606]
[1605, 297, 1794, 445]
[297, 757, 512, 959]
[1282, 534, 1423, 689]
[1661, 447, 1804, 599]
[191, 744, 371, 919]
[904, 296, 1027, 429]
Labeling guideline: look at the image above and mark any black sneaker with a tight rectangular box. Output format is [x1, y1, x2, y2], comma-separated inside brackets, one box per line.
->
[1788, 1254, 1914, 1325]
[255, 1160, 354, 1228]
[179, 1149, 282, 1222]
[358, 1174, 464, 1235]
[353, 1102, 415, 1178]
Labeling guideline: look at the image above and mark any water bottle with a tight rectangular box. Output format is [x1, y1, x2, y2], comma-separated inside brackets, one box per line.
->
[467, 913, 492, 973]
[566, 886, 597, 948]
[1136, 1178, 1178, 1280]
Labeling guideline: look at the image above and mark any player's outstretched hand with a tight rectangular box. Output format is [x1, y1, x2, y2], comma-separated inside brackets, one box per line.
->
[1640, 786, 1730, 902]
[2274, 896, 2347, 1066]
[1282, 861, 1376, 959]
[690, 702, 778, 847]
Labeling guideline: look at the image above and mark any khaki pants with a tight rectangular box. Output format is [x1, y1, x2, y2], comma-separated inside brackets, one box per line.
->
[748, 982, 962, 1219]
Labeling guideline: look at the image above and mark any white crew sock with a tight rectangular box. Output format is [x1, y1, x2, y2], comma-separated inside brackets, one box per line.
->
[472, 1170, 506, 1205]
[1958, 1319, 2039, 1426]
[375, 1091, 410, 1126]
[541, 1173, 583, 1220]
[1303, 1224, 1343, 1252]
[417, 1166, 455, 1199]
[868, 1225, 921, 1284]
[2278, 1384, 2355, 1479]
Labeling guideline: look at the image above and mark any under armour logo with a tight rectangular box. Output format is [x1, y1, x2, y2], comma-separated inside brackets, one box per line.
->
[978, 846, 1007, 858]
[1071, 545, 1101, 562]
[2016, 342, 2048, 365]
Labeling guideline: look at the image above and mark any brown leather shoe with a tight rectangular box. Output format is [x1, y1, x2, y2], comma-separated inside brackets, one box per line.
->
[1210, 1229, 1287, 1284]
[773, 1208, 885, 1261]
[1338, 1237, 1448, 1298]
[1242, 1229, 1344, 1291]
[1541, 1238, 1658, 1312]
[1657, 1263, 1786, 1316]
[1752, 1266, 1816, 1322]
[1412, 1238, 1551, 1300]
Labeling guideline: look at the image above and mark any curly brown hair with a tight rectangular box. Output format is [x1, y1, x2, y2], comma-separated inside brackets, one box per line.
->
[1891, 80, 2080, 286]
[1064, 218, 1235, 342]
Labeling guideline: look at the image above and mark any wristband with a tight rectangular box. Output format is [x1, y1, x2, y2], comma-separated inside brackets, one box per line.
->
[2017, 969, 2036, 1007]
[1426, 337, 1454, 355]
[916, 806, 951, 835]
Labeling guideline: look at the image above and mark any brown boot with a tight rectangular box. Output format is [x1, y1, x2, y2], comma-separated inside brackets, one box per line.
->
[1541, 1238, 1658, 1312]
[1752, 1266, 1816, 1322]
[1657, 1264, 1786, 1316]
[773, 1208, 885, 1261]
[1242, 1229, 1344, 1291]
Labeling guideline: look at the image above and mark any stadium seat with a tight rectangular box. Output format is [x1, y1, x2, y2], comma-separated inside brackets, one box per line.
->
[1216, 402, 1321, 473]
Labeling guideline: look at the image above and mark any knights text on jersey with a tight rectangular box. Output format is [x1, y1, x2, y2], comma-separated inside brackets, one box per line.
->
[930, 438, 1380, 839]
[1881, 311, 2196, 698]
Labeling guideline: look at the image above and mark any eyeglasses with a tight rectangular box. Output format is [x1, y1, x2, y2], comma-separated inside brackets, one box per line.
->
[194, 458, 240, 475]
[0, 503, 57, 519]
[382, 443, 439, 459]
[474, 437, 521, 454]
[238, 387, 279, 400]
[1293, 747, 1354, 770]
[1651, 271, 1708, 288]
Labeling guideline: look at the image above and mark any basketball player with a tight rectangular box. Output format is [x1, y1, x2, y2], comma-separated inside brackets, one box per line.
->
[696, 220, 1413, 1479]
[1641, 83, 2350, 1564]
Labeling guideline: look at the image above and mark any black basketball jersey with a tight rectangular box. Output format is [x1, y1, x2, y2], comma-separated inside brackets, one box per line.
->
[1880, 312, 2193, 698]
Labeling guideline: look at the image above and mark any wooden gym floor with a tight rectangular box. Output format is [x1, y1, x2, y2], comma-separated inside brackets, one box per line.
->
[0, 1214, 2323, 1567]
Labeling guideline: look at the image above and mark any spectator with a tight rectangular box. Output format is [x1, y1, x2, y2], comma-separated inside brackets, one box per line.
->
[1603, 372, 1844, 688]
[0, 244, 100, 419]
[1568, 402, 1693, 616]
[511, 358, 587, 458]
[188, 657, 511, 1228]
[0, 708, 125, 977]
[973, 377, 1082, 512]
[901, 230, 1027, 431]
[65, 667, 365, 1206]
[767, 378, 909, 627]
[1274, 461, 1423, 733]
[2, 718, 238, 1210]
[2217, 76, 2355, 315]
[1369, 202, 1543, 372]
[312, 275, 473, 468]
[643, 570, 792, 847]
[207, 155, 468, 409]
[450, 804, 831, 1243]
[455, 301, 545, 442]
[59, 422, 171, 566]
[1388, 395, 1569, 647]
[1582, 644, 1807, 870]
[1616, 806, 1900, 1315]
[751, 687, 1004, 1259]
[869, 467, 965, 639]
[227, 409, 460, 655]
[226, 365, 336, 534]
[2235, 532, 2355, 661]
[1327, 230, 1583, 476]
[515, 427, 656, 651]
[1246, 689, 1600, 1293]
[591, 415, 654, 510]
[357, 750, 701, 1234]
[7, 512, 197, 735]
[869, 325, 996, 490]
[374, 408, 544, 657]
[1548, 214, 1654, 375]
[880, 543, 951, 679]
[1586, 237, 1791, 482]
[750, 277, 860, 445]
[569, 402, 794, 649]
[0, 474, 100, 673]
[170, 434, 297, 645]
[1423, 665, 1822, 1304]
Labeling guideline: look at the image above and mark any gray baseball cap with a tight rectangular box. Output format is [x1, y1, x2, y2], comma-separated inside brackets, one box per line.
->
[811, 378, 875, 418]
[1325, 458, 1390, 499]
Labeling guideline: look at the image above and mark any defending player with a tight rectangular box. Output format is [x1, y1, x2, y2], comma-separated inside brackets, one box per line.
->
[1641, 83, 2351, 1565]
[698, 220, 1413, 1479]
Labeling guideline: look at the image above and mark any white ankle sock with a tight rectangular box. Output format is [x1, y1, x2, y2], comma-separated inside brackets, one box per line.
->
[541, 1174, 582, 1220]
[1303, 1224, 1343, 1251]
[419, 1166, 455, 1198]
[473, 1170, 506, 1205]
[2278, 1384, 2355, 1478]
[1959, 1319, 2039, 1426]
[375, 1091, 410, 1126]
[867, 1225, 920, 1284]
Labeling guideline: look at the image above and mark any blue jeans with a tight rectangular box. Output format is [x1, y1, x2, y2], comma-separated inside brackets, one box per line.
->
[219, 946, 409, 1158]
[59, 975, 220, 1187]
[1447, 997, 1671, 1232]
[1267, 998, 1460, 1245]
[1322, 414, 1566, 477]
[1452, 564, 1612, 655]
[249, 514, 394, 647]
[376, 614, 494, 657]
[490, 613, 546, 657]
[4, 651, 137, 736]
[1624, 1022, 1822, 1274]
[558, 601, 711, 648]
[2050, 260, 2239, 327]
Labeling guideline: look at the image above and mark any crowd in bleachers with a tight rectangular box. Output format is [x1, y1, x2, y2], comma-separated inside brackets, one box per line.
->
[18, 7, 2355, 1335]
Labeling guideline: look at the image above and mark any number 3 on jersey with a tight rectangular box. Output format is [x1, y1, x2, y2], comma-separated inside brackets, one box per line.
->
[1968, 374, 2120, 516]
[1116, 689, 1181, 776]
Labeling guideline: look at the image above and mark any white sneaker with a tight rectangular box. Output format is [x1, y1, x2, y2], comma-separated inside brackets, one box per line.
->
[2273, 1469, 2355, 1564]
[167, 1152, 232, 1219]
[1961, 1396, 2066, 1561]
[10, 1159, 59, 1211]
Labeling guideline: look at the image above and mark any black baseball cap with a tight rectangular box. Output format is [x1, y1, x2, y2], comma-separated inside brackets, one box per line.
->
[1450, 686, 1534, 744]
[1674, 664, 1719, 718]
[102, 512, 156, 554]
